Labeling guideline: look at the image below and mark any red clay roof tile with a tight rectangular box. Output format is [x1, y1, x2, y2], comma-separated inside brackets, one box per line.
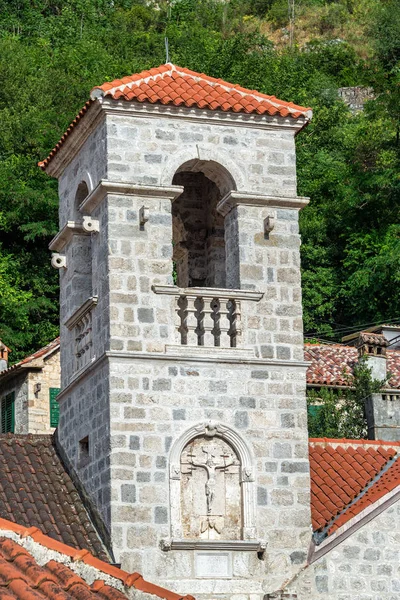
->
[39, 63, 311, 171]
[0, 435, 108, 561]
[309, 439, 400, 534]
[0, 519, 195, 600]
[305, 343, 400, 389]
[0, 338, 60, 381]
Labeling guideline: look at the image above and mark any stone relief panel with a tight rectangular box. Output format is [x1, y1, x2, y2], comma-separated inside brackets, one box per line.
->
[180, 436, 241, 540]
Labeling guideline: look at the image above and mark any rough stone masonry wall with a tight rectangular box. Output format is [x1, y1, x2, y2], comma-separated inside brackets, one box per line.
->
[54, 103, 310, 598]
[58, 117, 108, 389]
[105, 109, 297, 197]
[57, 118, 112, 525]
[28, 351, 61, 434]
[293, 498, 400, 599]
[101, 109, 310, 597]
[109, 355, 310, 598]
[57, 359, 112, 527]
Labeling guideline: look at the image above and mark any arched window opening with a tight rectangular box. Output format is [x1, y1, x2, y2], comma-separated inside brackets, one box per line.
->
[172, 160, 235, 289]
[75, 181, 89, 212]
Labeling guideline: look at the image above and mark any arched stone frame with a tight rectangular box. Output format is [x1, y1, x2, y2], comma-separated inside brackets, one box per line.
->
[169, 421, 257, 540]
[160, 146, 245, 194]
[74, 172, 94, 217]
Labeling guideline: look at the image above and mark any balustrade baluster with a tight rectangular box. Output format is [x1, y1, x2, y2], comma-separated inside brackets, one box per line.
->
[177, 296, 187, 345]
[185, 295, 199, 345]
[202, 298, 215, 346]
[218, 297, 231, 347]
[230, 299, 242, 347]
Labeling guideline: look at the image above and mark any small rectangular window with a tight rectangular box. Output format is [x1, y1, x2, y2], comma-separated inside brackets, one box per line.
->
[49, 388, 61, 428]
[1, 392, 15, 433]
[79, 435, 90, 466]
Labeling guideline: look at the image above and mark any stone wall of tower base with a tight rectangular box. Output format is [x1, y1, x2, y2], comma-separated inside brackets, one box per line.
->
[107, 352, 311, 598]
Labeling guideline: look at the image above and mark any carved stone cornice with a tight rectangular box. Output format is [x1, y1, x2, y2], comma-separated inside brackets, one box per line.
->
[160, 539, 266, 552]
[44, 102, 104, 179]
[152, 285, 263, 301]
[217, 190, 310, 216]
[79, 179, 183, 214]
[64, 296, 98, 330]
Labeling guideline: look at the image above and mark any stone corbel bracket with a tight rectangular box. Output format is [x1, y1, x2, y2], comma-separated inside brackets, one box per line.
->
[51, 253, 67, 269]
[49, 218, 99, 253]
[217, 191, 310, 217]
[264, 215, 275, 235]
[139, 205, 149, 228]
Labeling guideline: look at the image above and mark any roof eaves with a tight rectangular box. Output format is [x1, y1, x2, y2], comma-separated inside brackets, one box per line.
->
[0, 517, 195, 600]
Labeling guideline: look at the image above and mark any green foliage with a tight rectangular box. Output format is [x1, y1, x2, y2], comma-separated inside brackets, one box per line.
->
[307, 356, 388, 438]
[0, 0, 399, 360]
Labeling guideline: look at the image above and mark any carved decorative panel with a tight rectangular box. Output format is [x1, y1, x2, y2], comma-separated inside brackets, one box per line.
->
[180, 436, 241, 540]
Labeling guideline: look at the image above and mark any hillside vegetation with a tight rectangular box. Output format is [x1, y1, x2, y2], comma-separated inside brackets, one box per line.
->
[0, 0, 399, 360]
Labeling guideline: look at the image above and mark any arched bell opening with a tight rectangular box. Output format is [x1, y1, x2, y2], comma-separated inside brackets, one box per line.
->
[172, 159, 236, 289]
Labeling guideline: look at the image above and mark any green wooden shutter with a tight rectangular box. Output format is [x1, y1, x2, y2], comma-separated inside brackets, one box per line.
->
[49, 388, 61, 428]
[1, 392, 15, 433]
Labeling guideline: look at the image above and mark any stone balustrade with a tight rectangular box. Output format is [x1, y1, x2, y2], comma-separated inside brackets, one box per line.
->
[152, 286, 263, 348]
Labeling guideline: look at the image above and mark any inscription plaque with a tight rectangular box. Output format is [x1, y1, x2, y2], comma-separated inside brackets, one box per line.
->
[195, 551, 232, 578]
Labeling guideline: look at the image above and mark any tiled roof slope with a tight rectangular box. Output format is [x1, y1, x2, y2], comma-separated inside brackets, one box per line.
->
[0, 518, 194, 600]
[305, 343, 400, 389]
[39, 64, 311, 171]
[0, 338, 60, 381]
[92, 63, 312, 119]
[0, 435, 108, 561]
[330, 454, 400, 533]
[309, 439, 400, 536]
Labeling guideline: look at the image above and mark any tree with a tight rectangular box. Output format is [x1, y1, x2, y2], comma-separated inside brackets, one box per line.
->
[307, 356, 389, 438]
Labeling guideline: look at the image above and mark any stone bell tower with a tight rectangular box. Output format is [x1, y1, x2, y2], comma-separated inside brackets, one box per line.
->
[42, 64, 313, 600]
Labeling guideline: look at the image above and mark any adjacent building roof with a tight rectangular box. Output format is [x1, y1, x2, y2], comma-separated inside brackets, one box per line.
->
[309, 439, 400, 539]
[0, 434, 108, 561]
[305, 343, 400, 389]
[39, 63, 311, 171]
[0, 517, 193, 600]
[0, 338, 60, 383]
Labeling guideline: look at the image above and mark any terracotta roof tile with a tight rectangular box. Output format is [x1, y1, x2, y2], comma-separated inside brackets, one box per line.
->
[328, 457, 400, 534]
[0, 435, 108, 561]
[0, 338, 60, 381]
[305, 343, 400, 389]
[0, 519, 195, 600]
[39, 63, 311, 171]
[309, 439, 400, 535]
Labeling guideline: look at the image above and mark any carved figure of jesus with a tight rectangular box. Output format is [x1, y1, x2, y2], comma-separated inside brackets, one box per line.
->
[189, 444, 234, 514]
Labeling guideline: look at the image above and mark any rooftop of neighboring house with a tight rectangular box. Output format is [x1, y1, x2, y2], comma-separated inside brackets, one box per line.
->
[309, 438, 400, 545]
[0, 338, 60, 384]
[0, 517, 194, 600]
[305, 324, 400, 390]
[0, 434, 108, 561]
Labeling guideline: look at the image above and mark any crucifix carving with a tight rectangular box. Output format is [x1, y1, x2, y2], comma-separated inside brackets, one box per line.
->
[188, 444, 235, 514]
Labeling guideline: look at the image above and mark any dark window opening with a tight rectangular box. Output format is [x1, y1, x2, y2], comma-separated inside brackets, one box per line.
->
[79, 435, 90, 466]
[172, 171, 226, 289]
